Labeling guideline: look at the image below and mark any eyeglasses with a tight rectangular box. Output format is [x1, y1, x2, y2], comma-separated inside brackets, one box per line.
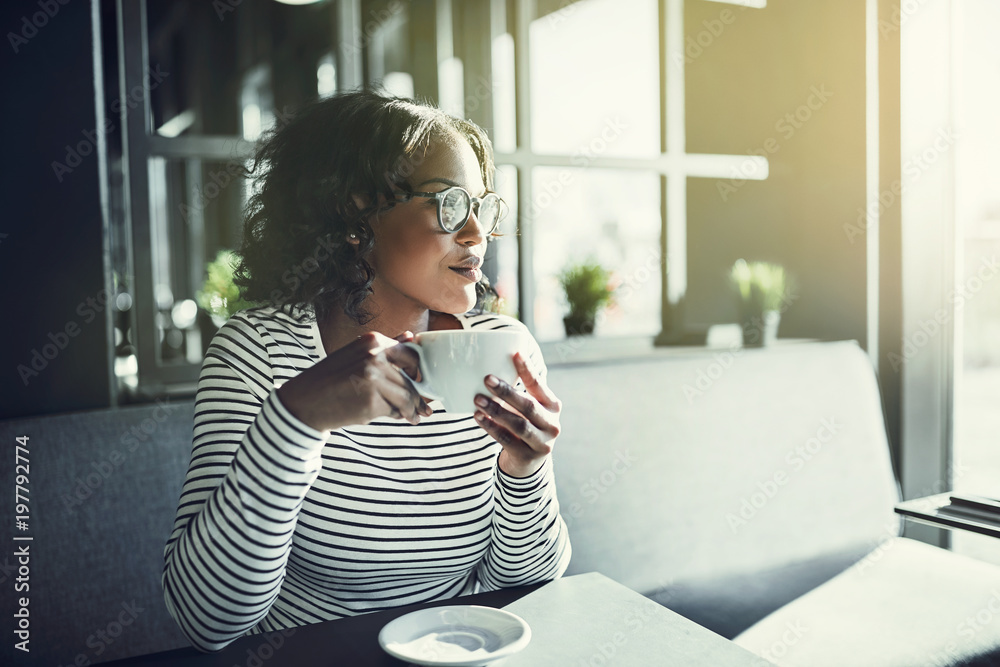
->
[396, 186, 506, 235]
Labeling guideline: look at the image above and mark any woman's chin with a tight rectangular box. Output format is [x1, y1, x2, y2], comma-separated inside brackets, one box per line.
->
[432, 292, 477, 315]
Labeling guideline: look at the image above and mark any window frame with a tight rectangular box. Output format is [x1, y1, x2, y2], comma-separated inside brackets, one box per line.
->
[117, 1, 257, 396]
[115, 0, 762, 398]
[503, 0, 670, 340]
[117, 0, 361, 397]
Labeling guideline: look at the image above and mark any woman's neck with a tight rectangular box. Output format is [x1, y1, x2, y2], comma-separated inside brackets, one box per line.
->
[315, 305, 462, 356]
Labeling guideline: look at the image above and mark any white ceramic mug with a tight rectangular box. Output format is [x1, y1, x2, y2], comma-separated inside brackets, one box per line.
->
[398, 330, 531, 415]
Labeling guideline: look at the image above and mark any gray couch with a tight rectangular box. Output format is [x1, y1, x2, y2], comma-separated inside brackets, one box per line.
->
[1, 339, 998, 665]
[547, 340, 1000, 666]
[0, 398, 194, 665]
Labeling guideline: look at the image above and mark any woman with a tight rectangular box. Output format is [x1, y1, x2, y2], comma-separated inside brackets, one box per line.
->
[161, 90, 571, 653]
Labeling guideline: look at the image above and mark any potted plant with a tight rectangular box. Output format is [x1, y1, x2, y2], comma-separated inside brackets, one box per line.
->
[558, 259, 615, 337]
[196, 250, 258, 328]
[729, 259, 794, 347]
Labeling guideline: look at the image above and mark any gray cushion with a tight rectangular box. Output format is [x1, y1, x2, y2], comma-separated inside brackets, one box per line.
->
[651, 543, 873, 639]
[0, 399, 195, 664]
[548, 341, 900, 630]
[734, 537, 1000, 666]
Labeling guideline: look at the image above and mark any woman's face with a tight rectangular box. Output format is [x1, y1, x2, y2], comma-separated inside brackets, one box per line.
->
[366, 135, 491, 315]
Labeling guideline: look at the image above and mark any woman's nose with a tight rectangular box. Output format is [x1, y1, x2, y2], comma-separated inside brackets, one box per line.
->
[457, 207, 488, 245]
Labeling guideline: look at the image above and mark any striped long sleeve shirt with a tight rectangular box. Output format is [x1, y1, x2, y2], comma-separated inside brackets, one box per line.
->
[161, 304, 571, 652]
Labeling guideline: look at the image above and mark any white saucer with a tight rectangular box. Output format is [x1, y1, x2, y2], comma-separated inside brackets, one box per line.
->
[378, 605, 531, 666]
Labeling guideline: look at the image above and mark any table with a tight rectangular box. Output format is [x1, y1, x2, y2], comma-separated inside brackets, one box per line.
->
[499, 573, 772, 666]
[895, 492, 1000, 539]
[103, 573, 773, 666]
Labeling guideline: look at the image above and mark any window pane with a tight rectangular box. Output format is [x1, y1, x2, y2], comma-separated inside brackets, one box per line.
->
[146, 157, 248, 370]
[317, 52, 337, 98]
[952, 0, 1000, 567]
[147, 0, 334, 136]
[491, 165, 520, 317]
[530, 0, 660, 158]
[362, 0, 415, 96]
[531, 168, 661, 341]
[492, 31, 517, 153]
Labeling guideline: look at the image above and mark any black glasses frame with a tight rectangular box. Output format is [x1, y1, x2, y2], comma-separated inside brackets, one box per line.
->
[397, 186, 507, 235]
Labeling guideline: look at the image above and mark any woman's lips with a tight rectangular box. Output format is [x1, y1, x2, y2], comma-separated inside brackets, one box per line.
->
[449, 267, 482, 282]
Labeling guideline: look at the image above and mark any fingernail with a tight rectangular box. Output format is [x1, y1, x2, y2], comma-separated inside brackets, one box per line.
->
[485, 375, 499, 387]
[475, 412, 486, 422]
[474, 395, 488, 408]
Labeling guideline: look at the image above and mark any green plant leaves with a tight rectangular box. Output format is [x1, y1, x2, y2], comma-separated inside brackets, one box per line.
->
[728, 259, 794, 313]
[196, 250, 257, 324]
[558, 259, 615, 318]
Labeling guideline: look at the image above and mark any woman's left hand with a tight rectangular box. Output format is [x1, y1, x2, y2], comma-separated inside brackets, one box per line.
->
[474, 351, 562, 478]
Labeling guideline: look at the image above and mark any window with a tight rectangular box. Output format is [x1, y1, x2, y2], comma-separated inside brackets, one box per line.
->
[898, 0, 1000, 564]
[950, 0, 1000, 566]
[114, 0, 768, 397]
[524, 0, 662, 341]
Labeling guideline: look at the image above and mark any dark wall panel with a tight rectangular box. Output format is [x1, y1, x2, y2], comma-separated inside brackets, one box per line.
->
[1, 0, 111, 419]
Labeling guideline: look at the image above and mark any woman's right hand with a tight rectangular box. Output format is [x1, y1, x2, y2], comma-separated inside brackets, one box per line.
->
[276, 331, 432, 432]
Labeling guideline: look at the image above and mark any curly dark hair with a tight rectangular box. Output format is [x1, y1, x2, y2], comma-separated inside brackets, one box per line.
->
[233, 89, 502, 326]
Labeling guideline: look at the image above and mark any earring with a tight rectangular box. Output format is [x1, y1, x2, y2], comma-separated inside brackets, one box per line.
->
[348, 233, 357, 240]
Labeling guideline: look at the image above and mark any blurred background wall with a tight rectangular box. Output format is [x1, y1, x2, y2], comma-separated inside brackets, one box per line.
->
[685, 0, 866, 341]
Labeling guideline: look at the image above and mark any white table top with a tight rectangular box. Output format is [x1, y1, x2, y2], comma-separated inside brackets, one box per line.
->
[501, 572, 775, 666]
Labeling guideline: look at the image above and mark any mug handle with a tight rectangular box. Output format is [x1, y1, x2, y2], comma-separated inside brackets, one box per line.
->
[397, 341, 442, 401]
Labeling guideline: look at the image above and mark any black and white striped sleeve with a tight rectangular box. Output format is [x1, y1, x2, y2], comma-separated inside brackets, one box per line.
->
[476, 457, 572, 589]
[161, 315, 329, 652]
[476, 331, 572, 589]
